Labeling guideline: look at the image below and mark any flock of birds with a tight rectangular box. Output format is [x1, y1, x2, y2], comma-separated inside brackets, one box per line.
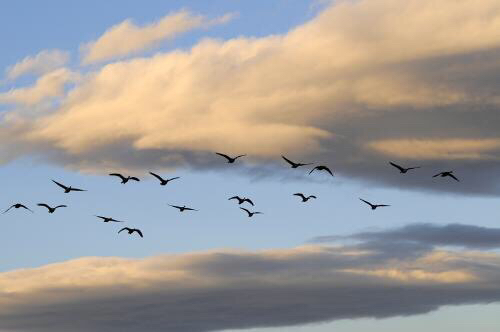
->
[3, 153, 460, 238]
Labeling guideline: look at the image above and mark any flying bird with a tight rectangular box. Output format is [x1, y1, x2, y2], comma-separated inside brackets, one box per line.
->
[240, 207, 263, 217]
[52, 180, 86, 193]
[293, 193, 317, 202]
[215, 152, 246, 163]
[309, 165, 334, 176]
[37, 203, 67, 213]
[389, 162, 421, 174]
[359, 198, 390, 210]
[149, 172, 180, 186]
[281, 155, 313, 168]
[169, 205, 198, 212]
[228, 196, 254, 206]
[109, 173, 140, 184]
[433, 171, 460, 182]
[95, 215, 124, 223]
[118, 227, 143, 238]
[4, 203, 33, 214]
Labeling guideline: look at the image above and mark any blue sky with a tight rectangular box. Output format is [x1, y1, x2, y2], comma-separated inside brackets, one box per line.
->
[1, 1, 500, 331]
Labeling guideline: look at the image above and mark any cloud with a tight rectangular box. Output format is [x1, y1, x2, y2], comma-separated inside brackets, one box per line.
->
[1, 225, 500, 332]
[81, 10, 236, 64]
[3, 0, 500, 194]
[5, 49, 69, 80]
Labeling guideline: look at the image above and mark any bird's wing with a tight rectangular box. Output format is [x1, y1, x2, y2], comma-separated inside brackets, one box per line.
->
[294, 193, 305, 198]
[21, 205, 34, 213]
[215, 152, 231, 161]
[228, 196, 239, 201]
[432, 173, 442, 178]
[309, 195, 317, 199]
[55, 205, 67, 209]
[169, 205, 182, 210]
[244, 198, 254, 206]
[130, 177, 140, 181]
[149, 172, 164, 181]
[309, 167, 318, 174]
[359, 198, 373, 206]
[254, 212, 263, 215]
[240, 207, 251, 216]
[52, 180, 68, 190]
[389, 162, 404, 171]
[95, 215, 106, 220]
[70, 187, 86, 192]
[323, 166, 334, 176]
[3, 205, 14, 213]
[109, 173, 126, 180]
[234, 154, 246, 159]
[118, 228, 128, 234]
[449, 174, 460, 182]
[134, 229, 144, 237]
[184, 207, 197, 211]
[37, 203, 50, 210]
[376, 204, 390, 207]
[407, 166, 421, 170]
[111, 218, 125, 222]
[281, 155, 295, 166]
[168, 177, 180, 181]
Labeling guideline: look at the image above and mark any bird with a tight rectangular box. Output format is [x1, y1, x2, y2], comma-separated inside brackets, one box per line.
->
[215, 152, 246, 163]
[240, 207, 263, 217]
[293, 193, 317, 202]
[389, 162, 421, 174]
[109, 173, 140, 184]
[433, 171, 459, 182]
[95, 215, 124, 223]
[169, 205, 198, 212]
[281, 155, 313, 168]
[359, 198, 390, 210]
[118, 227, 143, 238]
[4, 203, 33, 214]
[149, 172, 180, 186]
[52, 180, 86, 193]
[309, 165, 334, 176]
[37, 203, 67, 213]
[228, 196, 254, 206]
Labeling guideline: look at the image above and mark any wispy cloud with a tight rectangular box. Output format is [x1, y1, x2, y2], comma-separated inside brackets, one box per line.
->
[4, 49, 69, 80]
[81, 10, 236, 64]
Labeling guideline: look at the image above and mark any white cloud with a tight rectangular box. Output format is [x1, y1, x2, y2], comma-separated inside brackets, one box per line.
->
[81, 10, 236, 64]
[5, 49, 69, 80]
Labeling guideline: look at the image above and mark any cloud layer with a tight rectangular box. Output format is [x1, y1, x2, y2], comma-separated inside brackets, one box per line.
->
[2, 0, 500, 194]
[4, 49, 69, 80]
[1, 223, 500, 332]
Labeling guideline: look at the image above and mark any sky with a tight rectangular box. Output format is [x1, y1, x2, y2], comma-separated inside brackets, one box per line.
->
[1, 1, 500, 331]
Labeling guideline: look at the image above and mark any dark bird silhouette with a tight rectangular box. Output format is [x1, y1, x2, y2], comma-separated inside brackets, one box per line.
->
[215, 152, 246, 163]
[240, 207, 263, 217]
[169, 204, 198, 212]
[281, 155, 313, 168]
[4, 203, 33, 214]
[228, 196, 254, 206]
[309, 165, 334, 176]
[95, 215, 124, 223]
[433, 171, 460, 182]
[52, 180, 86, 193]
[149, 172, 180, 186]
[118, 227, 143, 237]
[359, 198, 390, 210]
[37, 203, 67, 213]
[109, 173, 140, 184]
[389, 162, 421, 174]
[293, 193, 317, 202]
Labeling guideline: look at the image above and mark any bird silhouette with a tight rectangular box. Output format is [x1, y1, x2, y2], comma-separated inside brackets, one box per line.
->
[359, 198, 390, 210]
[37, 203, 67, 213]
[293, 193, 317, 202]
[433, 171, 459, 182]
[169, 204, 198, 212]
[389, 162, 421, 174]
[228, 196, 254, 206]
[215, 152, 246, 163]
[240, 207, 263, 217]
[309, 165, 334, 176]
[95, 215, 124, 223]
[149, 172, 180, 186]
[4, 203, 34, 214]
[109, 173, 140, 184]
[118, 227, 143, 237]
[281, 156, 313, 168]
[52, 180, 86, 193]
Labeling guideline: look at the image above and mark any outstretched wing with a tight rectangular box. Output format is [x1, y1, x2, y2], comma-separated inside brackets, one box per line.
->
[228, 196, 240, 201]
[294, 193, 305, 199]
[109, 173, 126, 181]
[3, 205, 14, 214]
[323, 166, 334, 176]
[407, 166, 421, 171]
[234, 154, 246, 160]
[243, 198, 254, 206]
[149, 172, 165, 182]
[309, 195, 317, 199]
[281, 155, 296, 166]
[215, 152, 231, 161]
[432, 172, 442, 178]
[37, 203, 51, 210]
[359, 198, 373, 207]
[52, 180, 68, 190]
[69, 187, 86, 192]
[168, 176, 180, 182]
[309, 167, 318, 174]
[448, 174, 460, 182]
[129, 177, 140, 182]
[169, 204, 182, 210]
[20, 205, 34, 213]
[184, 207, 197, 211]
[240, 207, 251, 216]
[134, 229, 144, 238]
[111, 218, 125, 222]
[376, 204, 390, 208]
[118, 227, 128, 234]
[55, 205, 67, 209]
[389, 162, 405, 172]
[95, 215, 107, 220]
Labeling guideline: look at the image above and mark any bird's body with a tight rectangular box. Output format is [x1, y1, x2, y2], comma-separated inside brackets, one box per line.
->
[52, 180, 86, 193]
[109, 173, 140, 184]
[169, 204, 198, 212]
[433, 171, 459, 182]
[228, 196, 254, 206]
[149, 172, 180, 186]
[96, 215, 124, 223]
[4, 203, 33, 214]
[293, 193, 317, 202]
[215, 152, 246, 163]
[309, 165, 334, 176]
[240, 207, 263, 217]
[389, 162, 421, 174]
[281, 156, 313, 168]
[359, 198, 390, 210]
[37, 203, 67, 213]
[118, 227, 143, 237]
